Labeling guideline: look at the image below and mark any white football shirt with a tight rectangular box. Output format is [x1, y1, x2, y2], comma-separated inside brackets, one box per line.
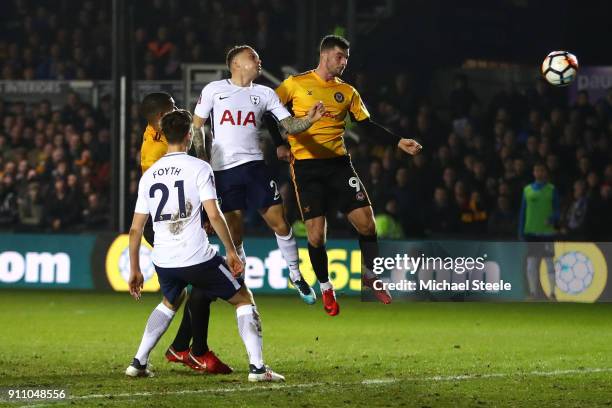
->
[194, 79, 291, 171]
[135, 152, 217, 268]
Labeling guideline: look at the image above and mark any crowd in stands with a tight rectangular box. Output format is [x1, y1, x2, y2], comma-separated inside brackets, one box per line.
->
[0, 0, 111, 80]
[0, 0, 296, 80]
[1, 1, 611, 240]
[0, 94, 112, 231]
[1, 77, 611, 240]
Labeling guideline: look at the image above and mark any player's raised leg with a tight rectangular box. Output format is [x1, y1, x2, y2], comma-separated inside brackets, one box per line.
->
[347, 206, 392, 304]
[259, 203, 316, 304]
[289, 161, 337, 314]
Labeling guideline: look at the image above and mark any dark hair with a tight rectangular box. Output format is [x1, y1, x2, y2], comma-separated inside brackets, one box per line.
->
[226, 45, 253, 69]
[161, 109, 192, 144]
[140, 92, 173, 122]
[319, 35, 350, 53]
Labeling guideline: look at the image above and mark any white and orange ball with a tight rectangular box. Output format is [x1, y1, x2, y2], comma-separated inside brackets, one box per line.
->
[541, 51, 579, 87]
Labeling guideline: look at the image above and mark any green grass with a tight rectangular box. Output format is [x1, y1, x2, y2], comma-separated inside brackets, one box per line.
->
[1, 291, 612, 407]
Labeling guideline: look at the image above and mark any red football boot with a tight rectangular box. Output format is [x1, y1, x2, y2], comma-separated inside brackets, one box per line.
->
[362, 274, 392, 304]
[187, 350, 233, 374]
[322, 288, 340, 316]
[165, 346, 190, 365]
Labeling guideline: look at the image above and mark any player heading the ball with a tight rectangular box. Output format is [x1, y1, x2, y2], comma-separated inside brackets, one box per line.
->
[273, 35, 423, 315]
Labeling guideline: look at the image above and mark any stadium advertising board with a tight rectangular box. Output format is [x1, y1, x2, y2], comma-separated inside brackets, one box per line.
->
[232, 238, 363, 294]
[1, 234, 611, 303]
[0, 80, 188, 111]
[0, 234, 96, 289]
[569, 66, 612, 103]
[90, 236, 612, 302]
[97, 235, 362, 295]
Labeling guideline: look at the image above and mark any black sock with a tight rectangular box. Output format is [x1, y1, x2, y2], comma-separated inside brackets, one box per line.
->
[171, 302, 192, 352]
[359, 234, 379, 274]
[189, 288, 211, 356]
[308, 243, 329, 283]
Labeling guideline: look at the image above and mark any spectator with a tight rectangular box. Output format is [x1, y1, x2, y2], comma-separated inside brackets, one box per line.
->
[82, 192, 108, 230]
[561, 180, 590, 240]
[46, 178, 80, 231]
[363, 160, 389, 213]
[586, 171, 600, 199]
[573, 90, 596, 119]
[384, 73, 417, 116]
[588, 183, 612, 241]
[441, 167, 457, 195]
[488, 195, 517, 238]
[519, 163, 558, 299]
[147, 26, 174, 66]
[426, 187, 459, 235]
[392, 167, 424, 237]
[375, 199, 404, 239]
[0, 173, 18, 226]
[519, 163, 560, 240]
[17, 180, 43, 230]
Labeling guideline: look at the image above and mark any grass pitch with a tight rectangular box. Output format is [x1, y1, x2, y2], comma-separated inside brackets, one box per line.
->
[1, 291, 612, 407]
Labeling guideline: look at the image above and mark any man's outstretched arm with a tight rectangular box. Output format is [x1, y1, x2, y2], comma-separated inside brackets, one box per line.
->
[354, 117, 423, 155]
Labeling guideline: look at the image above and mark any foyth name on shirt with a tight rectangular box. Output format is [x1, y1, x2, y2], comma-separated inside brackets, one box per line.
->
[152, 167, 182, 178]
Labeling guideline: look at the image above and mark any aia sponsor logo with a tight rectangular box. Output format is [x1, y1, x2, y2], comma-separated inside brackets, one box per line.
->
[219, 110, 257, 126]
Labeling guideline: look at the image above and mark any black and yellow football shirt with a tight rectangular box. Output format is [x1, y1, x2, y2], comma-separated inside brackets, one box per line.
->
[275, 70, 370, 160]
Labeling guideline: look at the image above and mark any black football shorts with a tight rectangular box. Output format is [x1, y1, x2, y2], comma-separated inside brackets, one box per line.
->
[290, 155, 371, 221]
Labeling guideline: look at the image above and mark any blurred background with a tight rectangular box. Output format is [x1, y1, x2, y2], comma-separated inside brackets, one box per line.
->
[0, 0, 611, 242]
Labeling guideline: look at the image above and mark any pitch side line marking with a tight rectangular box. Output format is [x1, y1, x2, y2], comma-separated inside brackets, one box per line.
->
[17, 367, 612, 407]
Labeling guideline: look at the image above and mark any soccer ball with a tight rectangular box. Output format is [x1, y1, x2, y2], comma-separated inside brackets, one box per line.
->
[541, 51, 579, 87]
[555, 251, 593, 295]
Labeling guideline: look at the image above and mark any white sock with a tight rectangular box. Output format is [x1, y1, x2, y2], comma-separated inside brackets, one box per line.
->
[236, 304, 264, 368]
[275, 228, 302, 282]
[319, 281, 333, 292]
[134, 302, 175, 365]
[236, 243, 247, 266]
